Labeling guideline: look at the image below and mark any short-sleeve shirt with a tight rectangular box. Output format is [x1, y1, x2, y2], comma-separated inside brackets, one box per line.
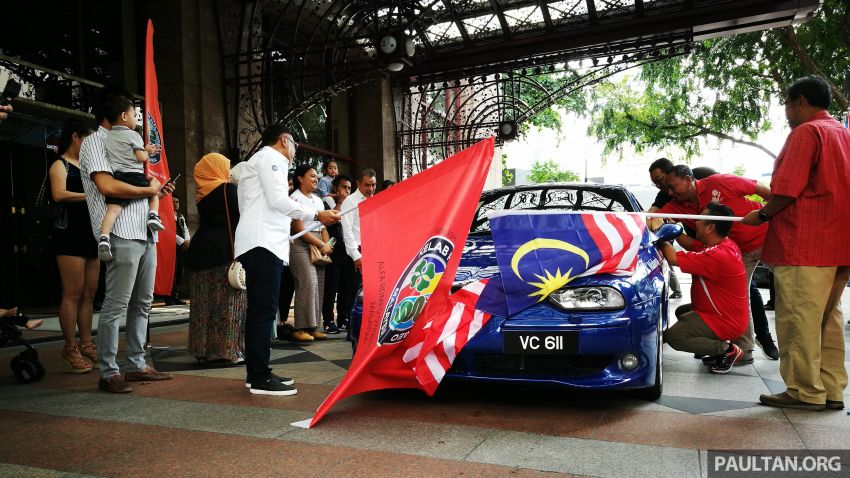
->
[317, 175, 333, 198]
[290, 189, 324, 233]
[676, 238, 749, 340]
[105, 125, 145, 174]
[79, 126, 155, 241]
[658, 174, 767, 253]
[762, 111, 850, 266]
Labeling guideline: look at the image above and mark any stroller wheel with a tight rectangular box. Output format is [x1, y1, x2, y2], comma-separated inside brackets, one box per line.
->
[11, 350, 45, 383]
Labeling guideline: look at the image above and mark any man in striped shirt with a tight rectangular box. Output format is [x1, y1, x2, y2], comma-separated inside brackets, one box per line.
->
[80, 92, 175, 393]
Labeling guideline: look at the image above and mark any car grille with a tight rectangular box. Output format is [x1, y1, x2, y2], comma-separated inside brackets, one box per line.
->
[451, 353, 614, 378]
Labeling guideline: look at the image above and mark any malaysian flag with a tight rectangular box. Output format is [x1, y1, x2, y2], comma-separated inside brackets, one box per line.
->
[480, 211, 647, 317]
[403, 279, 492, 394]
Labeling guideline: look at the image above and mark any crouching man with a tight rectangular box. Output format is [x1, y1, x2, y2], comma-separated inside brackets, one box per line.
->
[655, 203, 749, 374]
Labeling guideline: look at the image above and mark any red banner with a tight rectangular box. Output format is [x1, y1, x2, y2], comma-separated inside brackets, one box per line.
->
[145, 20, 176, 296]
[308, 137, 494, 427]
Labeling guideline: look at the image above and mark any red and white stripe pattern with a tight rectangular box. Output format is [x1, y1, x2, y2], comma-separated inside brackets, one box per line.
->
[579, 212, 646, 277]
[402, 279, 491, 393]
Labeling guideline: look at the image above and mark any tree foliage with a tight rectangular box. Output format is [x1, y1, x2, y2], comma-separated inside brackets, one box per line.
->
[528, 160, 580, 183]
[520, 0, 848, 160]
[583, 0, 849, 160]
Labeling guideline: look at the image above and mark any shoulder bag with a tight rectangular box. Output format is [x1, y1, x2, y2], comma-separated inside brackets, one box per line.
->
[222, 185, 246, 289]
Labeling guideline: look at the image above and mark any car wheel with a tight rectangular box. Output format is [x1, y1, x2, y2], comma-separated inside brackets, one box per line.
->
[634, 317, 663, 401]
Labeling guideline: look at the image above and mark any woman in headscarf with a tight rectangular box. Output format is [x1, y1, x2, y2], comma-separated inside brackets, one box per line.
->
[186, 153, 246, 364]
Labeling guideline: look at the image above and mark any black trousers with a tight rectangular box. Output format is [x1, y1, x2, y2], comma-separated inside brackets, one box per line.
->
[749, 281, 772, 340]
[323, 255, 356, 326]
[278, 266, 295, 323]
[240, 247, 283, 384]
[170, 248, 184, 299]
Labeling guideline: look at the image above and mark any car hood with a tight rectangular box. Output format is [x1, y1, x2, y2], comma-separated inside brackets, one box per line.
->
[455, 233, 661, 302]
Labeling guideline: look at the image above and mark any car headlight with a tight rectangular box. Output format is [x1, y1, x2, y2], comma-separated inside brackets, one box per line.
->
[548, 286, 625, 311]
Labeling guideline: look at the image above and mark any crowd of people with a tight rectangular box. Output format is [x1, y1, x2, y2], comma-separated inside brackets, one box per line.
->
[1, 74, 847, 409]
[651, 75, 849, 411]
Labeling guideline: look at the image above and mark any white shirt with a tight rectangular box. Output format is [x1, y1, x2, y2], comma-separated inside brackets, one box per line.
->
[234, 146, 315, 262]
[341, 188, 367, 262]
[290, 189, 324, 233]
[79, 125, 155, 242]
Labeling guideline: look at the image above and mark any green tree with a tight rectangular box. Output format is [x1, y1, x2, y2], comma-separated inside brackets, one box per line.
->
[732, 164, 746, 176]
[582, 0, 848, 160]
[528, 160, 580, 183]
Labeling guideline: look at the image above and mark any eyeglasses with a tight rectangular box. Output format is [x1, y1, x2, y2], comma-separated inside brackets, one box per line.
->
[282, 136, 299, 150]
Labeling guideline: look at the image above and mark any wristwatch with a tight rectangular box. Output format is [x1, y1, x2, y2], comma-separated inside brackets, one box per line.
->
[757, 210, 770, 222]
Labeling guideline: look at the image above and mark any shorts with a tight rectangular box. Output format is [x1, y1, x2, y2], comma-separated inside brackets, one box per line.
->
[105, 171, 149, 206]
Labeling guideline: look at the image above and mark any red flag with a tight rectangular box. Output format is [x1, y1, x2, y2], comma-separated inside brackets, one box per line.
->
[145, 20, 176, 296]
[308, 137, 494, 427]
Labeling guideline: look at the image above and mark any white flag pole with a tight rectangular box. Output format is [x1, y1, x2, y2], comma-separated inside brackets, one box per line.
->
[289, 206, 357, 241]
[489, 210, 745, 222]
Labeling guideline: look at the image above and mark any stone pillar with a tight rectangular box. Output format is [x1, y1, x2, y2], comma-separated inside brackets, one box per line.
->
[349, 78, 397, 183]
[145, 0, 228, 230]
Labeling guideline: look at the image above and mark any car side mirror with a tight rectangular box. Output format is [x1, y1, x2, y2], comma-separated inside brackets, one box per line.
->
[654, 223, 683, 243]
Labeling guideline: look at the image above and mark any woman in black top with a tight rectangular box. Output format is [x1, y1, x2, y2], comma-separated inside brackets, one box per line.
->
[186, 153, 246, 364]
[49, 118, 98, 374]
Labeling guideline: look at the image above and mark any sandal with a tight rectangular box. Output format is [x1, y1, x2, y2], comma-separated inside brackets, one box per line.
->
[61, 347, 93, 374]
[78, 341, 99, 368]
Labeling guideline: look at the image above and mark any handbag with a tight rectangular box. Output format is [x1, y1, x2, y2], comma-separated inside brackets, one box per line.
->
[222, 185, 246, 290]
[34, 159, 69, 231]
[309, 243, 332, 265]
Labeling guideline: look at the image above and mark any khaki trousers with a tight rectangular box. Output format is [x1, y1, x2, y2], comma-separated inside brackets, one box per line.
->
[666, 304, 730, 357]
[774, 265, 850, 404]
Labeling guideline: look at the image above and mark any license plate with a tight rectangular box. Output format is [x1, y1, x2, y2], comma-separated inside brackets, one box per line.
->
[503, 331, 578, 355]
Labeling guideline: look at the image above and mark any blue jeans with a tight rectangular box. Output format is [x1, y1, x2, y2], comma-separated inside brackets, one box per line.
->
[240, 247, 283, 384]
[97, 233, 156, 378]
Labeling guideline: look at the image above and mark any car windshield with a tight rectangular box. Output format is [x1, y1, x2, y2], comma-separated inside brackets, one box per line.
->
[470, 185, 635, 234]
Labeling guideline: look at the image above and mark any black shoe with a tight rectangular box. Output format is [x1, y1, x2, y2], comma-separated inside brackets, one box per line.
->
[249, 377, 297, 396]
[708, 344, 743, 374]
[246, 372, 294, 388]
[826, 400, 845, 410]
[764, 301, 775, 311]
[324, 322, 341, 334]
[755, 336, 779, 360]
[338, 319, 350, 331]
[702, 355, 720, 366]
[670, 291, 682, 299]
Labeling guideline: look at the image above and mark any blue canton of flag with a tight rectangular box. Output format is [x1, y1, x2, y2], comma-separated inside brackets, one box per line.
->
[478, 211, 646, 317]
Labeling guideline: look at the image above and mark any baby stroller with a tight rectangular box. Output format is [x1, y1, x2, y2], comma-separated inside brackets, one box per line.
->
[0, 316, 45, 383]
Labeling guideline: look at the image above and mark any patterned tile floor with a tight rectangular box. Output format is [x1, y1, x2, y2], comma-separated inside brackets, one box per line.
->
[0, 287, 848, 477]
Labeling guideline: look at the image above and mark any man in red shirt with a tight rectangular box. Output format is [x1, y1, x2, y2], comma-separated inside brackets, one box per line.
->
[659, 165, 772, 363]
[658, 203, 749, 374]
[742, 75, 850, 411]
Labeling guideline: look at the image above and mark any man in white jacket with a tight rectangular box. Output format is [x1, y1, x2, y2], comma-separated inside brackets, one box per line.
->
[235, 124, 339, 396]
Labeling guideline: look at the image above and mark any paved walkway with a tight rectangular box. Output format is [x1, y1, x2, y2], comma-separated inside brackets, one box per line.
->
[0, 286, 848, 477]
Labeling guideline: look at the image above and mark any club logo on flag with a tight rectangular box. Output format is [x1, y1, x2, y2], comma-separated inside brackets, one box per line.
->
[146, 112, 162, 164]
[378, 235, 454, 345]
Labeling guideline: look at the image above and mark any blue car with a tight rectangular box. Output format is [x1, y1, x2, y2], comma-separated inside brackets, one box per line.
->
[352, 183, 669, 400]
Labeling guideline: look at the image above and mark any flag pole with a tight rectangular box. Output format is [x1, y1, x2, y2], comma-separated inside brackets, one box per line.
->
[488, 210, 745, 222]
[288, 207, 357, 241]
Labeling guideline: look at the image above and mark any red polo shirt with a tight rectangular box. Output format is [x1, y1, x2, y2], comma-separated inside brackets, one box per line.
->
[676, 238, 749, 340]
[762, 110, 850, 266]
[658, 174, 768, 253]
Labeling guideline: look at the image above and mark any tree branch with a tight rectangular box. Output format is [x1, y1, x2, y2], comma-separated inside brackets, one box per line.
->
[782, 26, 850, 111]
[700, 128, 776, 158]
